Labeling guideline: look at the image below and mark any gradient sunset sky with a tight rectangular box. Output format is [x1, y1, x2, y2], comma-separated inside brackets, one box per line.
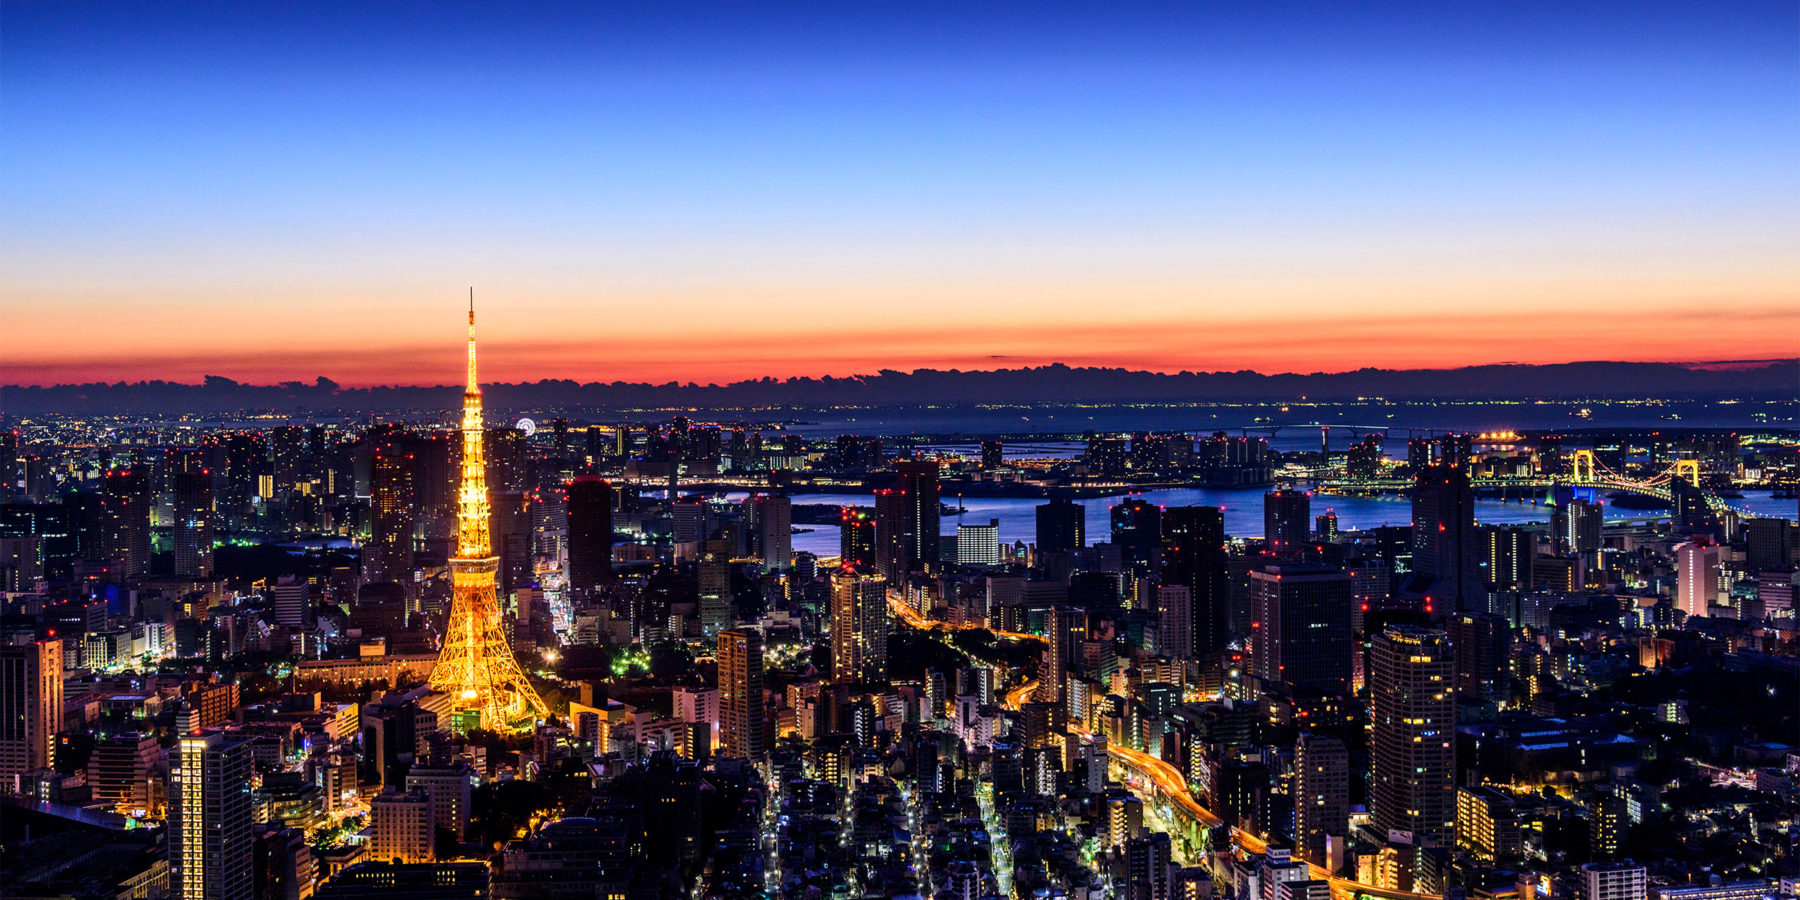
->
[3, 2, 1796, 387]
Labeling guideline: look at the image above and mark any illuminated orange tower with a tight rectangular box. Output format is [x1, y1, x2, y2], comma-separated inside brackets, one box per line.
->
[427, 291, 548, 731]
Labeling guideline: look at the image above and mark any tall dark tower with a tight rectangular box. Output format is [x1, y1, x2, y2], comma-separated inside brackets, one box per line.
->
[1263, 488, 1311, 557]
[172, 468, 214, 579]
[1035, 496, 1086, 554]
[840, 507, 878, 570]
[1111, 498, 1161, 579]
[1411, 466, 1482, 614]
[980, 440, 1004, 470]
[101, 464, 151, 580]
[566, 476, 614, 598]
[1160, 506, 1229, 662]
[878, 460, 940, 577]
[1249, 563, 1352, 696]
[367, 443, 416, 586]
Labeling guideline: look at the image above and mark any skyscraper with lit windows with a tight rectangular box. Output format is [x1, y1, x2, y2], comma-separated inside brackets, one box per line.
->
[0, 640, 63, 781]
[170, 732, 254, 900]
[717, 627, 764, 760]
[830, 569, 888, 684]
[1370, 625, 1455, 849]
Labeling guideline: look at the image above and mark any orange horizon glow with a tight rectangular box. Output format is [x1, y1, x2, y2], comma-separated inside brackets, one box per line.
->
[6, 310, 1796, 388]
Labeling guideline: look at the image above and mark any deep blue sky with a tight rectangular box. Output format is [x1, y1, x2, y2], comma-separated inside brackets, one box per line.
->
[3, 2, 1795, 384]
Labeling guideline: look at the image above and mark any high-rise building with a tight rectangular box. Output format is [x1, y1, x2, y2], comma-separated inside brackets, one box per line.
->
[1122, 831, 1173, 900]
[1587, 793, 1629, 860]
[172, 468, 215, 579]
[0, 430, 18, 501]
[698, 538, 734, 637]
[404, 765, 474, 842]
[957, 518, 1001, 568]
[1044, 604, 1085, 705]
[1293, 734, 1349, 866]
[1481, 526, 1535, 591]
[1156, 585, 1193, 660]
[1248, 564, 1352, 696]
[253, 825, 317, 900]
[1411, 467, 1482, 613]
[1264, 489, 1311, 556]
[1087, 437, 1130, 479]
[89, 731, 160, 815]
[830, 569, 888, 684]
[670, 499, 707, 545]
[101, 464, 151, 580]
[1347, 435, 1384, 480]
[840, 507, 878, 569]
[223, 434, 271, 530]
[1562, 498, 1603, 554]
[1446, 612, 1510, 703]
[980, 440, 1004, 471]
[751, 495, 793, 573]
[876, 461, 940, 577]
[1675, 540, 1719, 619]
[371, 789, 435, 864]
[1315, 511, 1339, 543]
[271, 578, 313, 629]
[0, 640, 63, 780]
[1745, 518, 1794, 573]
[1580, 862, 1647, 900]
[1160, 506, 1229, 662]
[1369, 625, 1456, 849]
[170, 732, 254, 900]
[1111, 499, 1161, 578]
[1036, 496, 1086, 554]
[368, 445, 416, 586]
[565, 477, 613, 597]
[717, 627, 764, 760]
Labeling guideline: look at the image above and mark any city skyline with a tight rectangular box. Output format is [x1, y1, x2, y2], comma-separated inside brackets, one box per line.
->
[4, 2, 1797, 386]
[4, 5, 1799, 900]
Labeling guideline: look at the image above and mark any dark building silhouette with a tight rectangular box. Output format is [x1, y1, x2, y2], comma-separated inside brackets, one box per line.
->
[1036, 496, 1086, 554]
[101, 464, 151, 580]
[368, 445, 415, 586]
[1446, 612, 1511, 703]
[172, 468, 214, 579]
[876, 460, 939, 577]
[1160, 506, 1229, 662]
[566, 477, 613, 597]
[1411, 467, 1481, 614]
[840, 507, 877, 569]
[1263, 489, 1311, 557]
[980, 440, 1004, 470]
[1248, 563, 1352, 696]
[1111, 498, 1161, 579]
[1480, 525, 1535, 591]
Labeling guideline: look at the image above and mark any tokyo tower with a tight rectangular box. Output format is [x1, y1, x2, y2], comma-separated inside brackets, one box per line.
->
[426, 291, 549, 731]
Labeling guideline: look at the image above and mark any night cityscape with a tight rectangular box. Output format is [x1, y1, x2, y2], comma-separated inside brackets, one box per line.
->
[1, 6, 1797, 900]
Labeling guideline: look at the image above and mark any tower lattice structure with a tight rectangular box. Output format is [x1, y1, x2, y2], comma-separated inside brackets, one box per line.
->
[426, 293, 549, 731]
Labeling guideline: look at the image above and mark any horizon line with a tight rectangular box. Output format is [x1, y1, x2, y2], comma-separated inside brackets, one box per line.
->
[4, 356, 1796, 392]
